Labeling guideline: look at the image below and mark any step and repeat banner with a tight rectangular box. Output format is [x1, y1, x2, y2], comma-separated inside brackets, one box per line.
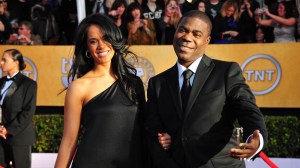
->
[0, 43, 299, 108]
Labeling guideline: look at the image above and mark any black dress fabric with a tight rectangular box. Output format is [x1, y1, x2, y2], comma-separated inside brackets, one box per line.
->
[71, 81, 145, 168]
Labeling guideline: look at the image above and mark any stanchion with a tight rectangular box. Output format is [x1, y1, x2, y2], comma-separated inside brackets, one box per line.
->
[259, 151, 278, 168]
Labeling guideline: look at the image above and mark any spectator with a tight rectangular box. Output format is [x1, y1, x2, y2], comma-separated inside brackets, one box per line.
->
[255, 1, 299, 42]
[255, 26, 266, 43]
[178, 0, 193, 14]
[127, 2, 157, 45]
[86, 0, 109, 15]
[0, 0, 8, 19]
[162, 0, 182, 44]
[211, 0, 240, 44]
[58, 0, 77, 44]
[108, 0, 128, 40]
[205, 0, 223, 20]
[142, 0, 165, 44]
[6, 0, 32, 23]
[31, 0, 60, 45]
[7, 21, 43, 45]
[0, 1, 11, 44]
[196, 0, 206, 12]
[238, 0, 259, 43]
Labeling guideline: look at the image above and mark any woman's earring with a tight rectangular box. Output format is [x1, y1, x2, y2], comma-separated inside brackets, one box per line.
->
[85, 50, 91, 58]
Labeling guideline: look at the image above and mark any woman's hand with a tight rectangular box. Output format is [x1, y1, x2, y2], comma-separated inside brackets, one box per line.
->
[158, 133, 171, 150]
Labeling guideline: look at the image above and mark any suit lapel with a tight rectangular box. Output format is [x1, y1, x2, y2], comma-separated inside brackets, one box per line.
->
[184, 56, 215, 121]
[3, 73, 23, 104]
[166, 65, 182, 118]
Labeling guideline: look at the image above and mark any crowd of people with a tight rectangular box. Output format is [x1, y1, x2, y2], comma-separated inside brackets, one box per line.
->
[0, 0, 299, 45]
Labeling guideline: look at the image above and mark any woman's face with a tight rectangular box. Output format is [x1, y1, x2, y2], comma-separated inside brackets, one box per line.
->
[0, 52, 18, 73]
[167, 0, 177, 13]
[117, 4, 125, 16]
[198, 2, 205, 12]
[131, 8, 141, 20]
[225, 6, 235, 17]
[277, 3, 285, 17]
[86, 25, 115, 66]
[256, 28, 264, 42]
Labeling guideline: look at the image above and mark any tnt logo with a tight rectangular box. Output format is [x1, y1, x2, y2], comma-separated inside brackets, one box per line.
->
[241, 54, 281, 95]
[61, 57, 73, 88]
[0, 57, 38, 81]
[126, 56, 155, 90]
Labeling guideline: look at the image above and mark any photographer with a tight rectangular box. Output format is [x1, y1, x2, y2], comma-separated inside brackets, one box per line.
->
[6, 21, 42, 45]
[162, 0, 182, 44]
[255, 1, 299, 42]
[238, 0, 259, 43]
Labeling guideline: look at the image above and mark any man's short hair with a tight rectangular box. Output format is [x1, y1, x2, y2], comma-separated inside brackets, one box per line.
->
[19, 21, 33, 31]
[178, 10, 212, 36]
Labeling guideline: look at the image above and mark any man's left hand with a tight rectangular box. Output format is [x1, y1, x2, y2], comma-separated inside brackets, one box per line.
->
[230, 130, 260, 159]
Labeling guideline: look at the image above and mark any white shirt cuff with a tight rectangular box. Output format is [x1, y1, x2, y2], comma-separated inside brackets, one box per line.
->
[245, 133, 264, 161]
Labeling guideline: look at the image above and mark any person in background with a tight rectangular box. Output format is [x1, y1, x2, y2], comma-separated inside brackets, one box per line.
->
[0, 0, 8, 19]
[108, 0, 128, 41]
[86, 0, 109, 15]
[127, 2, 157, 45]
[0, 49, 37, 168]
[31, 0, 60, 45]
[0, 1, 11, 44]
[255, 26, 266, 43]
[142, 0, 165, 44]
[205, 0, 223, 21]
[238, 0, 259, 43]
[211, 0, 240, 44]
[196, 0, 206, 12]
[255, 1, 299, 42]
[145, 10, 267, 168]
[54, 14, 148, 168]
[7, 20, 43, 45]
[162, 0, 182, 44]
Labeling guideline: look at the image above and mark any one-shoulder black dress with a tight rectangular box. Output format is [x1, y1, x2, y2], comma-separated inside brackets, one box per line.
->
[71, 80, 146, 168]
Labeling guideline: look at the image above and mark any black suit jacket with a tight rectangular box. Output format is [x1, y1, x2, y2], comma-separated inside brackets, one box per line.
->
[145, 55, 267, 168]
[0, 72, 37, 145]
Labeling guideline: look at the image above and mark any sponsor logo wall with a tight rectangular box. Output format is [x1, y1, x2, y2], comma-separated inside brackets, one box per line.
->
[0, 43, 299, 107]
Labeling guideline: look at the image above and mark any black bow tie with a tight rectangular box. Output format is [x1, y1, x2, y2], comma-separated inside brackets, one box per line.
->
[5, 77, 15, 81]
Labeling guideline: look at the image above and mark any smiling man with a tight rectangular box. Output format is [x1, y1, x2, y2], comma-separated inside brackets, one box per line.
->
[145, 10, 268, 168]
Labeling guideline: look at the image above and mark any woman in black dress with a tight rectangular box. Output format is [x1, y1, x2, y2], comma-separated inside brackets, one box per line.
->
[55, 14, 147, 168]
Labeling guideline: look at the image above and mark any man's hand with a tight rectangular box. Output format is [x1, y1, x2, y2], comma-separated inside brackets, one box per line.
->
[230, 130, 260, 159]
[0, 125, 7, 139]
[158, 133, 171, 150]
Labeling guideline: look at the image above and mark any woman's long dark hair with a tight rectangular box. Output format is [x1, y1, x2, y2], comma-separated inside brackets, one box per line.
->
[126, 2, 145, 22]
[69, 14, 139, 103]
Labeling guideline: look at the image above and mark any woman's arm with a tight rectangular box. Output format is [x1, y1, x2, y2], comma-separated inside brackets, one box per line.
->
[54, 81, 84, 168]
[255, 12, 273, 27]
[265, 8, 296, 26]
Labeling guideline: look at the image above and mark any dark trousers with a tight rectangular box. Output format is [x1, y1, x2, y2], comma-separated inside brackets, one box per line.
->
[0, 140, 31, 168]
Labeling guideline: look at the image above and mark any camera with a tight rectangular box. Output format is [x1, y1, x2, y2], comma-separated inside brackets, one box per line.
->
[255, 8, 264, 15]
[170, 4, 176, 10]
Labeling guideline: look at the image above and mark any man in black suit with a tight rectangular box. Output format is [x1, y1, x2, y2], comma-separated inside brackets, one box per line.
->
[145, 10, 268, 168]
[0, 49, 37, 168]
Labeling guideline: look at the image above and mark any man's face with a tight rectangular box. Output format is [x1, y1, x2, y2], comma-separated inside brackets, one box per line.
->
[18, 24, 31, 36]
[173, 17, 210, 67]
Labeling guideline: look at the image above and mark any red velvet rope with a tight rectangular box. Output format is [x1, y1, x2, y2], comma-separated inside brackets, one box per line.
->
[259, 151, 278, 168]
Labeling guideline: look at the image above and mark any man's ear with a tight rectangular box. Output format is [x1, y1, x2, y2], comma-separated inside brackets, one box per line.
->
[205, 36, 211, 45]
